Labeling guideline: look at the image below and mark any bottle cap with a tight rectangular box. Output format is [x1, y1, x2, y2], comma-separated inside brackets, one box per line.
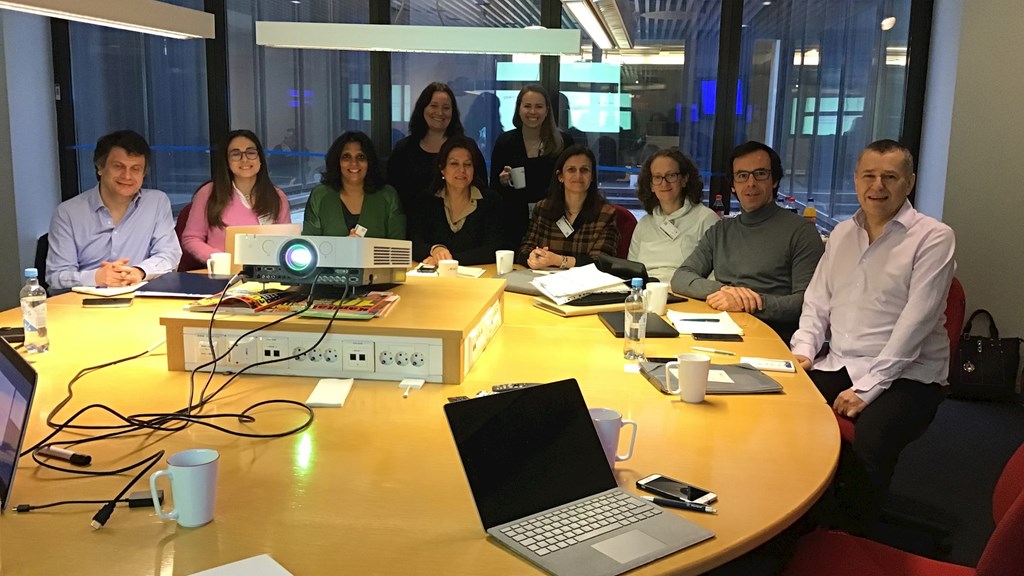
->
[24, 268, 38, 279]
[630, 277, 643, 289]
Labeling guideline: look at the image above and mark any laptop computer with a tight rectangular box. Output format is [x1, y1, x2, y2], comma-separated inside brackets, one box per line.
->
[444, 379, 713, 576]
[0, 337, 38, 511]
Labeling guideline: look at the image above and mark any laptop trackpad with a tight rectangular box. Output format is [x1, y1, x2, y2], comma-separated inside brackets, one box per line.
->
[591, 530, 666, 564]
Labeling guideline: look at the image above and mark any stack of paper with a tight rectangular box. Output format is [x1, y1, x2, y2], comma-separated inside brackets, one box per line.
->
[666, 310, 744, 335]
[531, 264, 628, 305]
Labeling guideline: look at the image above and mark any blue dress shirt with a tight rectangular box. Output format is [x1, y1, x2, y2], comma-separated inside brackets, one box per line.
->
[46, 186, 182, 289]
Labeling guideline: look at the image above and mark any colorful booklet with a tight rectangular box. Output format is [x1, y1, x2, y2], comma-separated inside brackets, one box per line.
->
[183, 290, 302, 313]
[265, 291, 400, 320]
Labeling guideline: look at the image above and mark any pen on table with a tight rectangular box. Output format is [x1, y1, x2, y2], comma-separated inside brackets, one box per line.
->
[642, 496, 717, 514]
[692, 346, 735, 356]
[684, 318, 720, 323]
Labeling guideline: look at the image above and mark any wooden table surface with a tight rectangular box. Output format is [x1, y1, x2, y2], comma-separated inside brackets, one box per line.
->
[0, 274, 838, 575]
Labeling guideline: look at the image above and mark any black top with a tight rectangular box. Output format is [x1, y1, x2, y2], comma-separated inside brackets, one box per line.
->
[410, 187, 503, 265]
[489, 129, 575, 251]
[387, 136, 437, 217]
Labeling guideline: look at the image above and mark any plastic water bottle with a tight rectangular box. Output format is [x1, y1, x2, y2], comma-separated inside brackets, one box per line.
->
[783, 196, 798, 213]
[623, 278, 647, 360]
[803, 198, 817, 226]
[20, 268, 49, 353]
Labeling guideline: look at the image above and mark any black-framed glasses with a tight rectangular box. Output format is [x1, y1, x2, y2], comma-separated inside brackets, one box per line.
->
[652, 172, 681, 185]
[228, 148, 259, 161]
[733, 168, 771, 183]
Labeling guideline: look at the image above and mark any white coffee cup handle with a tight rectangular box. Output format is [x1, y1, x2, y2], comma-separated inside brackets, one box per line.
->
[616, 419, 638, 462]
[206, 258, 215, 275]
[150, 469, 179, 521]
[664, 361, 680, 394]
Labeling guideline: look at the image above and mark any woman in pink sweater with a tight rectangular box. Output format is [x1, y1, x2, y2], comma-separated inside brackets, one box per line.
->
[182, 129, 291, 262]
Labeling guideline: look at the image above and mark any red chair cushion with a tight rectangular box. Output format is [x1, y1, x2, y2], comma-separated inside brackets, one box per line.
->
[610, 204, 637, 259]
[836, 413, 856, 443]
[784, 529, 975, 576]
[175, 202, 205, 272]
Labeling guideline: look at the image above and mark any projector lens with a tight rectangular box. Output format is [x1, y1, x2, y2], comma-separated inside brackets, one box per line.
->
[278, 239, 317, 276]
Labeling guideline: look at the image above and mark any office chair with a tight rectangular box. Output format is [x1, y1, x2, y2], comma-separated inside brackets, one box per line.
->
[175, 202, 204, 272]
[783, 439, 1024, 576]
[834, 276, 966, 443]
[610, 203, 637, 259]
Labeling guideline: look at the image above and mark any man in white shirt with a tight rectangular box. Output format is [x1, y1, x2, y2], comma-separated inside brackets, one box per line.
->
[790, 139, 955, 533]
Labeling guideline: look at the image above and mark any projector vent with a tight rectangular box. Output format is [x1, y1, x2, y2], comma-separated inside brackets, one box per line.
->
[372, 245, 412, 266]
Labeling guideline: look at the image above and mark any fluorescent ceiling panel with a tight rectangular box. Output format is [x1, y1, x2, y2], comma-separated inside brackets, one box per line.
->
[256, 22, 580, 56]
[0, 0, 214, 39]
[563, 1, 613, 50]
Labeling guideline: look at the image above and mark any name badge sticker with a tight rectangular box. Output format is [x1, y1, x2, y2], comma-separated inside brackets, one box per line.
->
[659, 220, 680, 239]
[556, 216, 574, 238]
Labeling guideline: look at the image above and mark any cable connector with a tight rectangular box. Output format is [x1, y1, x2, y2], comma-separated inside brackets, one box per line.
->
[90, 502, 115, 529]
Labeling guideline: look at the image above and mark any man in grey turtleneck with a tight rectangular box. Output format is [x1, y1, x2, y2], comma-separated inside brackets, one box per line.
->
[671, 141, 824, 340]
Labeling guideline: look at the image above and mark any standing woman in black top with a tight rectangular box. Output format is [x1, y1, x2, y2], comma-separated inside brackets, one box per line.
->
[388, 82, 465, 217]
[490, 84, 574, 251]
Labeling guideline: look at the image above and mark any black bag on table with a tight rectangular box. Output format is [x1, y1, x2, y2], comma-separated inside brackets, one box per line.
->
[949, 309, 1021, 401]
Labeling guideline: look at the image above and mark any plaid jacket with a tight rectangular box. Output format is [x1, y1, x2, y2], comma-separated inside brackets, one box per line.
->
[517, 200, 619, 266]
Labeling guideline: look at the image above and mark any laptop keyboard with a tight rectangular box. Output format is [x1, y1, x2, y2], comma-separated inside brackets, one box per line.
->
[499, 492, 663, 556]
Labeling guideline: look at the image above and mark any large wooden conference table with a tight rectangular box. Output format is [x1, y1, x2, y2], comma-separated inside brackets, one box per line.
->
[0, 273, 839, 575]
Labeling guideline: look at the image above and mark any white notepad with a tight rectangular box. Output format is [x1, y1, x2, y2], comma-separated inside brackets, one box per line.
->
[189, 554, 293, 576]
[739, 357, 796, 372]
[667, 310, 744, 335]
[305, 378, 354, 407]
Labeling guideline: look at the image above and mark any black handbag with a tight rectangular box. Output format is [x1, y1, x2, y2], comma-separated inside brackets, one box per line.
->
[950, 309, 1021, 401]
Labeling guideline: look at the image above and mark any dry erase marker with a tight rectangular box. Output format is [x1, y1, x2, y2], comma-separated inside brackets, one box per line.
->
[692, 346, 735, 356]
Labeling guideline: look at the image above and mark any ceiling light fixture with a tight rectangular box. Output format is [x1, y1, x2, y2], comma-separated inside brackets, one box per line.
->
[256, 22, 580, 56]
[562, 0, 613, 50]
[0, 0, 214, 39]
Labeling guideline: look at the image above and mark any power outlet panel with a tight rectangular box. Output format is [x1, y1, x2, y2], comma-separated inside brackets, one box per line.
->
[182, 328, 443, 381]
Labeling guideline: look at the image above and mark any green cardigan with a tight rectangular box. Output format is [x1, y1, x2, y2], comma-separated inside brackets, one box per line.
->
[301, 184, 406, 239]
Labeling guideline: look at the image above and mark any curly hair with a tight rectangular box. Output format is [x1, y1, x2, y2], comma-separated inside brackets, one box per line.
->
[320, 131, 385, 192]
[635, 147, 704, 214]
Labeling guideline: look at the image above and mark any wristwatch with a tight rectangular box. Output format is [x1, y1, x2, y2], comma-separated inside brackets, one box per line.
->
[559, 255, 569, 269]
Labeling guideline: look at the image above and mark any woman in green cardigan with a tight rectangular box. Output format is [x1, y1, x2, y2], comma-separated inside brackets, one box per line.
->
[302, 131, 406, 239]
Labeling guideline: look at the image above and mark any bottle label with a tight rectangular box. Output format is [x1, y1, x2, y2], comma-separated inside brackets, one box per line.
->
[22, 301, 46, 330]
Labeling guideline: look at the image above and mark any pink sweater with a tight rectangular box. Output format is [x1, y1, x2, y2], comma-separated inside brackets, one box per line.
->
[181, 182, 291, 261]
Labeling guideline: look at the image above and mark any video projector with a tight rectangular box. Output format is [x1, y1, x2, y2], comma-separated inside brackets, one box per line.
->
[234, 234, 412, 286]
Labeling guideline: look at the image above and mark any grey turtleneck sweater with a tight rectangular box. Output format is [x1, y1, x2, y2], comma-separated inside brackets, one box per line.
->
[671, 201, 824, 324]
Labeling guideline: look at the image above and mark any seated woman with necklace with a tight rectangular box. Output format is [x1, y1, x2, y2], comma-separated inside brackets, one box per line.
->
[302, 131, 406, 239]
[411, 135, 501, 265]
[517, 145, 618, 269]
[181, 129, 291, 263]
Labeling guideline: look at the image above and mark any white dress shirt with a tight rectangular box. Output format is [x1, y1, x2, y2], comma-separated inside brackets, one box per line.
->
[790, 200, 956, 406]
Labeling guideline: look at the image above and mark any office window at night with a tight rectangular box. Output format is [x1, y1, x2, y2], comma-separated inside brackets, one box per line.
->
[67, 0, 208, 209]
[228, 0, 370, 206]
[736, 0, 912, 226]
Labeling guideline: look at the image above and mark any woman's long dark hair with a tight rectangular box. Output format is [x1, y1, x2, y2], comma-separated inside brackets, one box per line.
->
[208, 129, 279, 228]
[540, 145, 605, 220]
[408, 82, 464, 141]
[635, 147, 704, 214]
[320, 131, 385, 193]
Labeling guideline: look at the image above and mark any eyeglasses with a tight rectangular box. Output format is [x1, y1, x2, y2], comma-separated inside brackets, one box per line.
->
[651, 172, 681, 185]
[733, 168, 771, 183]
[228, 148, 259, 162]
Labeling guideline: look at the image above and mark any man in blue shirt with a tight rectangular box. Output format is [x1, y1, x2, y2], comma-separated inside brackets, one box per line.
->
[46, 130, 181, 289]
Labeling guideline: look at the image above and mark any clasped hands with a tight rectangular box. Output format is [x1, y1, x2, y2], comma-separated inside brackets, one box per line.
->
[96, 258, 144, 287]
[706, 285, 763, 313]
[527, 246, 561, 270]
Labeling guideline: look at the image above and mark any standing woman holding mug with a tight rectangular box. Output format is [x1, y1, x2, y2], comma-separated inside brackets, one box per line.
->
[181, 129, 290, 263]
[490, 84, 574, 250]
[388, 82, 468, 216]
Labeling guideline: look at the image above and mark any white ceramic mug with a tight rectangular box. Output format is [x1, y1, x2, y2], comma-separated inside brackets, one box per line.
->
[510, 166, 527, 189]
[666, 353, 711, 403]
[437, 259, 459, 278]
[207, 252, 231, 276]
[495, 250, 514, 275]
[589, 408, 637, 468]
[150, 449, 220, 528]
[645, 282, 670, 315]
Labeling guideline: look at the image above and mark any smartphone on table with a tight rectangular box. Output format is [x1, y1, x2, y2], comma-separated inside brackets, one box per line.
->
[636, 473, 717, 504]
[82, 297, 134, 308]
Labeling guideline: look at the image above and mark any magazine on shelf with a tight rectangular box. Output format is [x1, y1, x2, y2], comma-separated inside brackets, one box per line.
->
[183, 289, 302, 313]
[266, 291, 400, 320]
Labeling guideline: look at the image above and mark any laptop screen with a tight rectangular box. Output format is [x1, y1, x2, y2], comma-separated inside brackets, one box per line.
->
[444, 379, 617, 529]
[0, 338, 37, 511]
